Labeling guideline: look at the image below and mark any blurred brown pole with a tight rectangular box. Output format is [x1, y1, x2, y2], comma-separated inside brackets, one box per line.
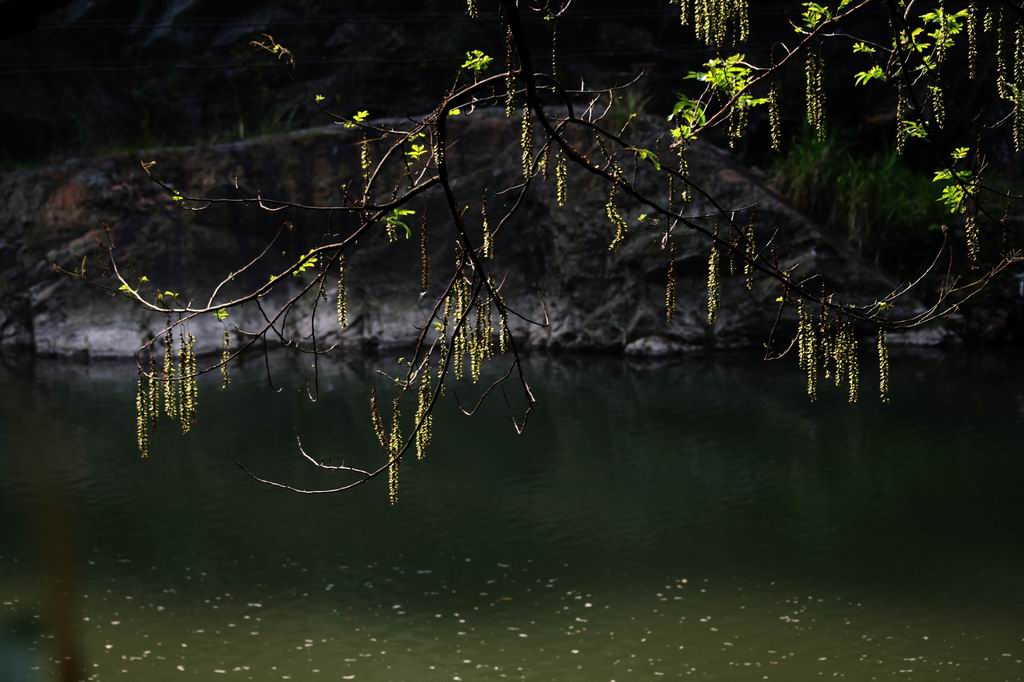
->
[39, 486, 85, 682]
[13, 377, 86, 682]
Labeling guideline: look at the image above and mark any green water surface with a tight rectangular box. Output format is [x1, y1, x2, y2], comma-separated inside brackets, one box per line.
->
[1, 352, 1022, 681]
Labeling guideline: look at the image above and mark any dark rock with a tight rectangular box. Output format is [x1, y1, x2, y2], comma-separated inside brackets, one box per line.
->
[0, 111, 954, 358]
[624, 335, 697, 357]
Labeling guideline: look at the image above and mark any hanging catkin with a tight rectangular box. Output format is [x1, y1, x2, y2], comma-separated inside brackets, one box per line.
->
[370, 387, 387, 449]
[387, 398, 402, 505]
[555, 150, 568, 206]
[504, 26, 515, 118]
[520, 102, 533, 178]
[481, 204, 493, 259]
[877, 329, 891, 403]
[420, 217, 430, 291]
[337, 255, 348, 328]
[706, 238, 720, 325]
[415, 369, 433, 460]
[967, 1, 978, 78]
[797, 300, 818, 402]
[805, 50, 826, 141]
[360, 137, 372, 195]
[768, 82, 781, 152]
[220, 330, 231, 389]
[136, 373, 150, 458]
[163, 328, 177, 419]
[665, 240, 677, 322]
[606, 187, 628, 251]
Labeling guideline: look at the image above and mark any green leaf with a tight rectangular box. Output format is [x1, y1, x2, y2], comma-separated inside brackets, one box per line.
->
[384, 208, 416, 240]
[344, 110, 370, 128]
[899, 120, 927, 140]
[740, 96, 769, 108]
[853, 65, 885, 86]
[460, 50, 493, 74]
[667, 93, 706, 142]
[938, 184, 965, 213]
[291, 250, 319, 276]
[799, 2, 832, 32]
[631, 147, 662, 171]
[933, 168, 971, 183]
[215, 308, 230, 321]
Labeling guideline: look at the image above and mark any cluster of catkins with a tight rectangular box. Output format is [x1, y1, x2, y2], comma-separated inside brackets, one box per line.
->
[135, 327, 202, 458]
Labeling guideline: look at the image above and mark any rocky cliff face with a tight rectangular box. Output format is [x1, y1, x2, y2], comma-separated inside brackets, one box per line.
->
[0, 111, 983, 359]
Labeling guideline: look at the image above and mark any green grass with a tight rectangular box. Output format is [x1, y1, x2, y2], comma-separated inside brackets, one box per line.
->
[772, 132, 944, 269]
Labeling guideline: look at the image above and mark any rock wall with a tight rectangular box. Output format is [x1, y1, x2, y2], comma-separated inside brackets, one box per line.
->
[0, 111, 971, 358]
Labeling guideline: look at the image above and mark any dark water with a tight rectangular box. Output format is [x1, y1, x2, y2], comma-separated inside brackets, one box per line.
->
[1, 351, 1022, 681]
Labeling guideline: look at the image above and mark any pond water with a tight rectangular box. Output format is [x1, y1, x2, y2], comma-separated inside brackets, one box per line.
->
[1, 351, 1022, 681]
